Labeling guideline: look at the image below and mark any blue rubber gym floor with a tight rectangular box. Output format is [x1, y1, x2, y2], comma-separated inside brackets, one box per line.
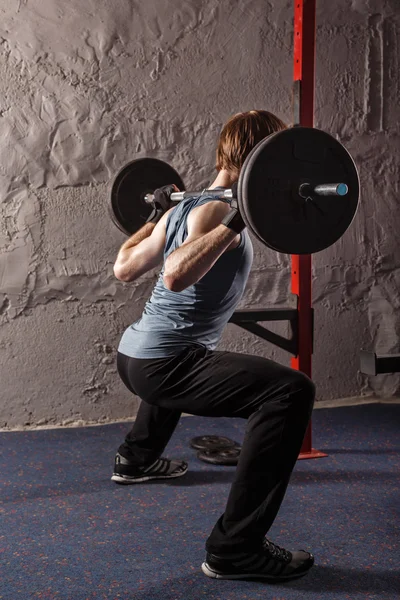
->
[0, 402, 399, 600]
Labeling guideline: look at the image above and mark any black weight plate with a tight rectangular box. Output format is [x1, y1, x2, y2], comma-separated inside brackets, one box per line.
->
[238, 127, 360, 254]
[190, 435, 239, 451]
[110, 158, 185, 236]
[197, 447, 241, 466]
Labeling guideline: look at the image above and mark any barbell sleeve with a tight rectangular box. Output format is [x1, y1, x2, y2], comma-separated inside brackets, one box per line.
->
[299, 183, 349, 198]
[314, 183, 348, 196]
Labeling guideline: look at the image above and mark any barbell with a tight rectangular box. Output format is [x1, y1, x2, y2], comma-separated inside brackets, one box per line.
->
[109, 126, 360, 255]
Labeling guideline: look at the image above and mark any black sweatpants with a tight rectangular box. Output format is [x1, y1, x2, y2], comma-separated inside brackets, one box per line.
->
[116, 345, 315, 554]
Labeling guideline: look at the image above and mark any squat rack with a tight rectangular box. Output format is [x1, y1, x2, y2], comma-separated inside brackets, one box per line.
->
[230, 0, 326, 460]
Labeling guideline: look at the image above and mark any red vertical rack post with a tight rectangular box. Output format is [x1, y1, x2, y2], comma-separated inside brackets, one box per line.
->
[292, 0, 327, 460]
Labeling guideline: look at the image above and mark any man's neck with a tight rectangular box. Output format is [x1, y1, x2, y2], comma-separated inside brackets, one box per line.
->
[208, 169, 237, 190]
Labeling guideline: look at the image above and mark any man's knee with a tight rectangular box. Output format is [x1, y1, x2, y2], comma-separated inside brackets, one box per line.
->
[291, 371, 316, 411]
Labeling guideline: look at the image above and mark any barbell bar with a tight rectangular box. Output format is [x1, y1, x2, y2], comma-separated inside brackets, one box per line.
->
[144, 181, 349, 205]
[109, 126, 360, 255]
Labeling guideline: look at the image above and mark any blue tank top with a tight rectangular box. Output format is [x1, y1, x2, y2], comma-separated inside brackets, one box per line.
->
[118, 192, 254, 358]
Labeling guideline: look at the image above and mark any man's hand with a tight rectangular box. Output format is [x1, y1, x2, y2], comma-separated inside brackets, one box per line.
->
[146, 184, 179, 224]
[221, 182, 246, 233]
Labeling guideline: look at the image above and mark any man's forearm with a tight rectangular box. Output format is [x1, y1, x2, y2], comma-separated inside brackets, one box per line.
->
[164, 225, 237, 291]
[114, 222, 156, 280]
[118, 222, 156, 254]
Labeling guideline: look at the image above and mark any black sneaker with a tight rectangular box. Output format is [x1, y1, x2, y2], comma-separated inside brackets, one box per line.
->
[202, 538, 314, 581]
[111, 453, 188, 484]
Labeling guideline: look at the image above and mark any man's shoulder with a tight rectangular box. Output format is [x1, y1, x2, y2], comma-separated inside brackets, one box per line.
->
[188, 197, 230, 220]
[186, 198, 240, 249]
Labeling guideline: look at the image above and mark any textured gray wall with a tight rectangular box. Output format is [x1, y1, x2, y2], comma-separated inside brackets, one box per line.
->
[0, 0, 399, 429]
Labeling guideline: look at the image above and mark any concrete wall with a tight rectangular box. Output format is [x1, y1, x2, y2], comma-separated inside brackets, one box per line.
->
[0, 0, 399, 429]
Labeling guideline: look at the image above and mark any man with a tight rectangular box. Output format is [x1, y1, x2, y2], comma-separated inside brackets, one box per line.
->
[112, 110, 316, 582]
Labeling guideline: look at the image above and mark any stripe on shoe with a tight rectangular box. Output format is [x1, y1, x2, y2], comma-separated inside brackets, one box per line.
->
[143, 458, 184, 476]
[232, 554, 287, 576]
[234, 553, 261, 567]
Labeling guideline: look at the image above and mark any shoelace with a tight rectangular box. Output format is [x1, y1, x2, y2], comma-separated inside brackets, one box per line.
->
[263, 539, 292, 563]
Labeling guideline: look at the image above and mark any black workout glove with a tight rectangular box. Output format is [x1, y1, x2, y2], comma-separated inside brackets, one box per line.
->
[221, 182, 246, 234]
[146, 184, 177, 224]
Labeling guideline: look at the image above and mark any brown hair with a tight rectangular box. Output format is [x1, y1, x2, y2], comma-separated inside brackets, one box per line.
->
[216, 110, 287, 176]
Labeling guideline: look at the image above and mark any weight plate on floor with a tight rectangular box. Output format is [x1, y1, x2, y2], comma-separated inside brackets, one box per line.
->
[197, 447, 241, 466]
[110, 158, 185, 236]
[190, 435, 239, 451]
[238, 127, 360, 254]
